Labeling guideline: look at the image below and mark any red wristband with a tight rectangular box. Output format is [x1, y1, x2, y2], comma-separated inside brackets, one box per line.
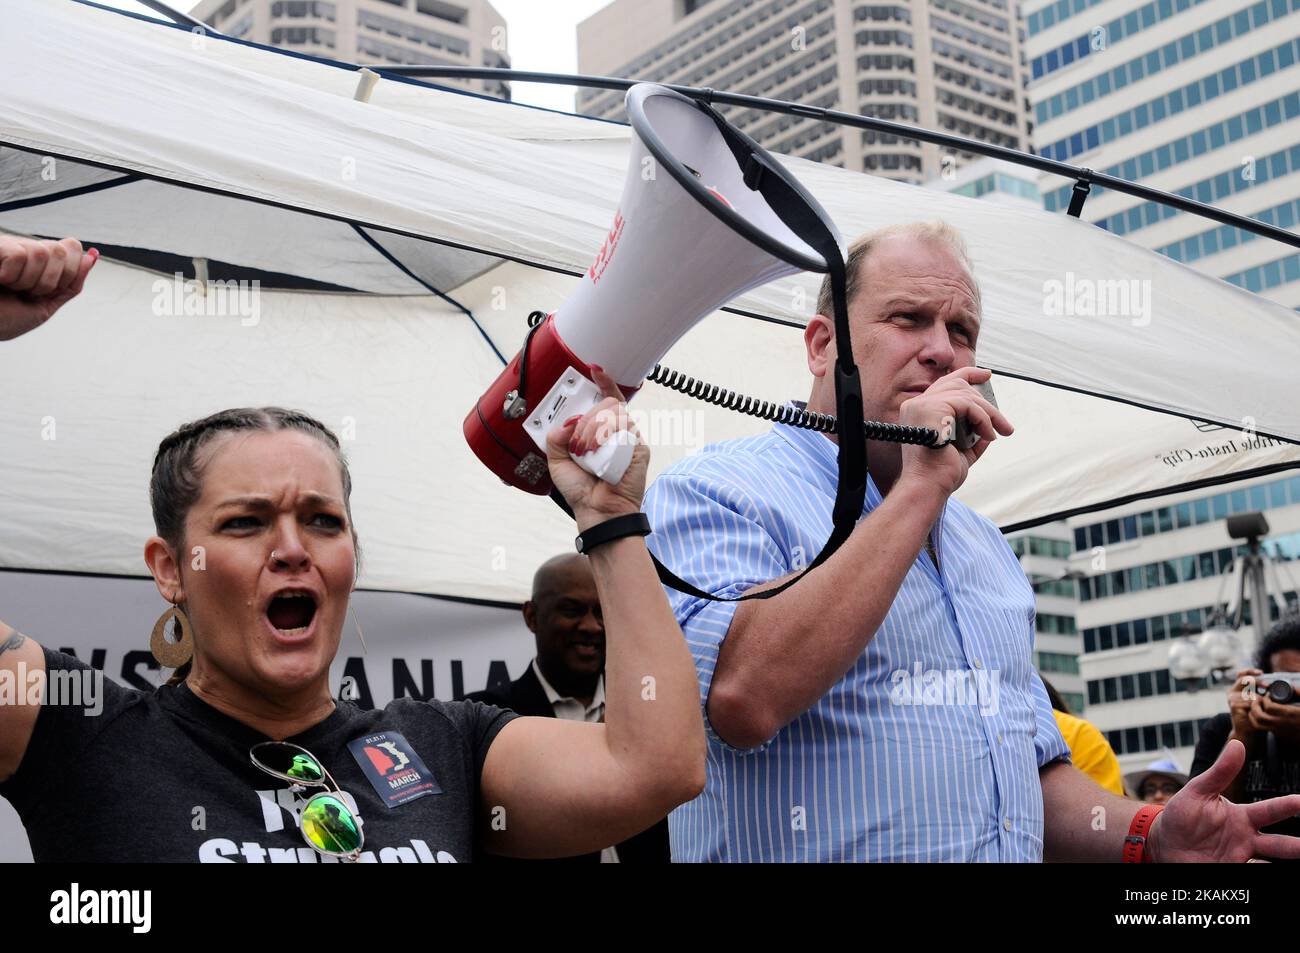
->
[1123, 804, 1164, 863]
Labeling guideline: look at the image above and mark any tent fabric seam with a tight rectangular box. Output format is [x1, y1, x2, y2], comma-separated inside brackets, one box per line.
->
[985, 368, 1300, 448]
[0, 138, 806, 331]
[0, 171, 143, 213]
[352, 224, 507, 365]
[3, 129, 1289, 444]
[997, 461, 1300, 533]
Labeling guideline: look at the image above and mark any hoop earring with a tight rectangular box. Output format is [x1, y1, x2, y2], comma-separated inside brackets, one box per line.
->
[151, 604, 194, 669]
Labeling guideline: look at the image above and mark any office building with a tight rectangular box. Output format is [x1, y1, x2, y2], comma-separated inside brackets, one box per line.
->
[1023, 0, 1300, 309]
[576, 0, 1034, 184]
[192, 0, 512, 100]
[1008, 522, 1086, 714]
[926, 153, 1044, 205]
[1066, 470, 1300, 774]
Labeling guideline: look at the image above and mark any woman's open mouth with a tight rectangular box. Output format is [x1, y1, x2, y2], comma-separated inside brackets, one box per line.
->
[265, 589, 319, 641]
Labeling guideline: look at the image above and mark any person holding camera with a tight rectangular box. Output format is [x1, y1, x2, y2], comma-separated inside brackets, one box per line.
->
[1191, 619, 1300, 839]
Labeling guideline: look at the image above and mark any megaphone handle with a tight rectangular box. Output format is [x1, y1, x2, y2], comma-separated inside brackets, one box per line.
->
[520, 367, 636, 485]
[947, 377, 998, 451]
[574, 431, 636, 485]
[951, 416, 980, 451]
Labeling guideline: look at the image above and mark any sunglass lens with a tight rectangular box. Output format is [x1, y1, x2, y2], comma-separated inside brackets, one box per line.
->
[301, 794, 363, 855]
[253, 743, 325, 783]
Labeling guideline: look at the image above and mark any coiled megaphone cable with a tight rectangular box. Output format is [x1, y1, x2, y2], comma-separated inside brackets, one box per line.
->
[523, 310, 944, 448]
[644, 364, 942, 447]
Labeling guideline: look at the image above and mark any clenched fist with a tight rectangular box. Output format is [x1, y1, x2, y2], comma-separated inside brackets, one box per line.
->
[0, 236, 98, 341]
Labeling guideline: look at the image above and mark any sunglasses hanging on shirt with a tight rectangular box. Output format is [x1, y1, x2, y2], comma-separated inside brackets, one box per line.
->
[250, 741, 365, 862]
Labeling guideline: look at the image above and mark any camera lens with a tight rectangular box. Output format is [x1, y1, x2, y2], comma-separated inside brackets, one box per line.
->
[1267, 680, 1296, 704]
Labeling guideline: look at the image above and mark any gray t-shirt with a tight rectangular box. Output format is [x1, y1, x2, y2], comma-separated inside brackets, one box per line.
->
[1, 648, 516, 862]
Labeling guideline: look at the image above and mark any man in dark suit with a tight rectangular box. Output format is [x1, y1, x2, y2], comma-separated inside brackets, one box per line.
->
[469, 553, 670, 863]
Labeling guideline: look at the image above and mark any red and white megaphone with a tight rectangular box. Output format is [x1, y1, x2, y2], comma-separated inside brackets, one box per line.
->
[465, 83, 841, 494]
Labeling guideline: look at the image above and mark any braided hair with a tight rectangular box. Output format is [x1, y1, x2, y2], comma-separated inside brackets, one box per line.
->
[150, 408, 361, 684]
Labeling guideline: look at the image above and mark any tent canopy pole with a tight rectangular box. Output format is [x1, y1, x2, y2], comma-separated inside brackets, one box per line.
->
[124, 0, 1297, 248]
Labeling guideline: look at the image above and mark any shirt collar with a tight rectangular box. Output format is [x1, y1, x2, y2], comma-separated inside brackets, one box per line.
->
[772, 402, 883, 514]
[531, 658, 604, 715]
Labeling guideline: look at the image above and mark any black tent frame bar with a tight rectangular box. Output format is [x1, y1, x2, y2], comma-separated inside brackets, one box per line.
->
[372, 65, 1299, 251]
[131, 3, 1299, 251]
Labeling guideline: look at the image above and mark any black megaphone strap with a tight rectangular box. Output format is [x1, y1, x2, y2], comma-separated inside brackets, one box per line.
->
[554, 97, 868, 605]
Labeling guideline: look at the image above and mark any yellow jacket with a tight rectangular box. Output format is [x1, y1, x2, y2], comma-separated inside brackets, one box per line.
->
[1053, 709, 1125, 796]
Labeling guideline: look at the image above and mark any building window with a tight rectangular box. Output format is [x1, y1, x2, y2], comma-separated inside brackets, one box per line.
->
[271, 0, 336, 19]
[1040, 89, 1300, 210]
[1037, 651, 1080, 675]
[271, 26, 335, 47]
[1073, 475, 1300, 552]
[227, 12, 254, 36]
[416, 0, 467, 24]
[359, 9, 470, 57]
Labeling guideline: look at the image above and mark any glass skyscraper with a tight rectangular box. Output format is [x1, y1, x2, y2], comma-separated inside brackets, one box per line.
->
[1025, 0, 1300, 309]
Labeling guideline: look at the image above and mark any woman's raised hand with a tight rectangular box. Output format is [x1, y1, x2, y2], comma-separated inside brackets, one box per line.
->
[544, 365, 649, 532]
[0, 236, 98, 342]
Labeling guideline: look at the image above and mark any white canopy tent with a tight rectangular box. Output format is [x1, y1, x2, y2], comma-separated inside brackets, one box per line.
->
[2, 0, 1299, 606]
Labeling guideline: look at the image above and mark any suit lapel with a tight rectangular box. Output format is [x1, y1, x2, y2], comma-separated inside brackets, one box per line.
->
[512, 663, 557, 719]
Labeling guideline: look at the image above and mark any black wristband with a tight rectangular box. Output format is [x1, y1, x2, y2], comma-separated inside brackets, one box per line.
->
[575, 512, 651, 554]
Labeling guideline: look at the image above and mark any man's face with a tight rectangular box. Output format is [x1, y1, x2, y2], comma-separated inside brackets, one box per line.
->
[1139, 774, 1183, 805]
[526, 560, 605, 679]
[1268, 649, 1300, 673]
[813, 234, 981, 423]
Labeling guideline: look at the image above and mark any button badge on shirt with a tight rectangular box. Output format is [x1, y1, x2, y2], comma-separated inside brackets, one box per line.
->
[347, 731, 442, 808]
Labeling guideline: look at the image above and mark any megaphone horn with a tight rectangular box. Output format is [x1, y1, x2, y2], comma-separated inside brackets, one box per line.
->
[464, 82, 841, 494]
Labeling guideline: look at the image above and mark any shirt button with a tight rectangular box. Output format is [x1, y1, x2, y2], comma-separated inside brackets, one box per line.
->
[1004, 818, 1013, 832]
[997, 733, 1004, 745]
[973, 659, 983, 670]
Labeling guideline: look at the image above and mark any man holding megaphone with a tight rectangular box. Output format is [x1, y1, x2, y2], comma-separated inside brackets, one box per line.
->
[644, 221, 1300, 864]
[462, 83, 1300, 863]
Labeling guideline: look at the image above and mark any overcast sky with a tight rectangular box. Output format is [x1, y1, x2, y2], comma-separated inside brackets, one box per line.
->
[101, 0, 615, 112]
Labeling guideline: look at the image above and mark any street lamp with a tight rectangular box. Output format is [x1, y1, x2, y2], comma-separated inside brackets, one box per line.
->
[1168, 628, 1210, 689]
[1023, 565, 1088, 591]
[1197, 614, 1241, 680]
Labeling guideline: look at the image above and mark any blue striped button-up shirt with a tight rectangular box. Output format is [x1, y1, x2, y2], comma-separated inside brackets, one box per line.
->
[644, 418, 1070, 862]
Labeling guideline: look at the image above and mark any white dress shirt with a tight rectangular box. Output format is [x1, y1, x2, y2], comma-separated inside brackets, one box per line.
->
[531, 658, 605, 723]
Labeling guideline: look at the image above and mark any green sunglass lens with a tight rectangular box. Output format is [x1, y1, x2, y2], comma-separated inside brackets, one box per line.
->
[287, 754, 323, 782]
[254, 743, 324, 783]
[301, 795, 363, 855]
